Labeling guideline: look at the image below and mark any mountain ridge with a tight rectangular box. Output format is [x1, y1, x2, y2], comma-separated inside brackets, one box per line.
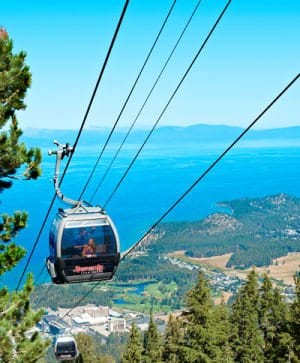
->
[21, 124, 300, 148]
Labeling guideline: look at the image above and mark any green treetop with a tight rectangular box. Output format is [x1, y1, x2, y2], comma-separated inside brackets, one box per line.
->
[74, 333, 98, 363]
[0, 27, 47, 363]
[259, 273, 292, 362]
[230, 269, 264, 363]
[290, 274, 300, 362]
[182, 271, 226, 363]
[143, 311, 163, 363]
[0, 28, 41, 190]
[0, 27, 42, 272]
[122, 323, 143, 363]
[162, 314, 184, 363]
[212, 300, 234, 363]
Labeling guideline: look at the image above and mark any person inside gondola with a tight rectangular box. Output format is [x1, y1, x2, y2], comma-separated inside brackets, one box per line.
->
[73, 237, 96, 257]
[81, 238, 96, 257]
[71, 229, 89, 256]
[75, 229, 89, 245]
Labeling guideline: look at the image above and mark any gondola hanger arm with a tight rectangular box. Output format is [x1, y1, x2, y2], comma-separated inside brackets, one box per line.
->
[48, 140, 80, 206]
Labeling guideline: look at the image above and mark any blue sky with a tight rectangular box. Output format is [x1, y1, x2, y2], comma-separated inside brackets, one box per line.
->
[1, 0, 299, 130]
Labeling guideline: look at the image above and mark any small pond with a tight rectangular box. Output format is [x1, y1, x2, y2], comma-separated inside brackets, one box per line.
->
[113, 281, 156, 305]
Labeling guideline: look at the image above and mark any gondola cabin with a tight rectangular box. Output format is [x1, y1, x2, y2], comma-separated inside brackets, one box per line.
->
[54, 335, 79, 361]
[46, 205, 120, 284]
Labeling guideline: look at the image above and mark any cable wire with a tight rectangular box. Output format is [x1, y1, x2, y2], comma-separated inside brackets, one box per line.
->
[61, 283, 99, 319]
[79, 0, 177, 202]
[16, 0, 130, 290]
[60, 0, 234, 316]
[89, 0, 203, 203]
[102, 0, 232, 209]
[35, 279, 52, 307]
[35, 264, 47, 285]
[16, 202, 55, 290]
[61, 72, 299, 317]
[121, 72, 300, 259]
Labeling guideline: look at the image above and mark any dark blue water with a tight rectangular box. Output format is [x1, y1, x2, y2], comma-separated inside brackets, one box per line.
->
[115, 281, 155, 294]
[1, 142, 300, 289]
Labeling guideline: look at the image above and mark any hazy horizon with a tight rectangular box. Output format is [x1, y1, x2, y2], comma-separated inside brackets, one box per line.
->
[22, 123, 300, 132]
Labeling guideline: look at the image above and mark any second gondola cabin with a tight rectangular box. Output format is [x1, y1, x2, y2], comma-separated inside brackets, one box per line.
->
[54, 335, 79, 361]
[46, 205, 120, 284]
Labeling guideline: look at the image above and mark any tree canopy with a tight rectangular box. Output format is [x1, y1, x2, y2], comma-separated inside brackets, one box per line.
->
[0, 27, 47, 362]
[120, 269, 300, 363]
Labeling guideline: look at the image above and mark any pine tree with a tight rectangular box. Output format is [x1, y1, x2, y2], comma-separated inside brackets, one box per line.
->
[143, 312, 162, 362]
[181, 271, 224, 363]
[98, 356, 115, 363]
[122, 323, 143, 363]
[162, 314, 184, 363]
[0, 27, 46, 362]
[230, 269, 264, 363]
[0, 274, 48, 362]
[0, 27, 41, 271]
[0, 28, 41, 187]
[259, 273, 292, 362]
[272, 288, 296, 363]
[290, 274, 300, 362]
[74, 333, 98, 363]
[212, 301, 234, 363]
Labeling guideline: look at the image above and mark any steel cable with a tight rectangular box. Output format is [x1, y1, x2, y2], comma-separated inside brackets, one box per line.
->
[17, 0, 130, 289]
[102, 0, 232, 209]
[79, 0, 177, 202]
[89, 0, 203, 204]
[61, 72, 299, 317]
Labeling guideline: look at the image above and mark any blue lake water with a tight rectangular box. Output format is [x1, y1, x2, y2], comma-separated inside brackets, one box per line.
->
[113, 281, 155, 305]
[115, 282, 155, 294]
[1, 141, 300, 289]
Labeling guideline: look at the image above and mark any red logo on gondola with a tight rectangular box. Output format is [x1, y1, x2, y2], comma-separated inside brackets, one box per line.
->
[73, 264, 104, 274]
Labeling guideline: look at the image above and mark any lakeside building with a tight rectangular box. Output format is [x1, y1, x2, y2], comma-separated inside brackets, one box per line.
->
[72, 313, 107, 326]
[41, 304, 166, 339]
[43, 314, 69, 335]
[82, 305, 109, 318]
[108, 318, 126, 333]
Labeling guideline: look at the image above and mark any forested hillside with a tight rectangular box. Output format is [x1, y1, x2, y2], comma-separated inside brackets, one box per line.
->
[32, 254, 195, 311]
[42, 269, 300, 362]
[33, 193, 300, 311]
[147, 193, 300, 268]
[121, 270, 300, 363]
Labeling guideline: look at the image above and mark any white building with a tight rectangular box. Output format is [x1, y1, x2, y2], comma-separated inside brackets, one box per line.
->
[83, 305, 109, 318]
[108, 318, 126, 333]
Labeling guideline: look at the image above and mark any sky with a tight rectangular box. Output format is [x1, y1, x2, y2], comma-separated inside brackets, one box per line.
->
[1, 0, 299, 130]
